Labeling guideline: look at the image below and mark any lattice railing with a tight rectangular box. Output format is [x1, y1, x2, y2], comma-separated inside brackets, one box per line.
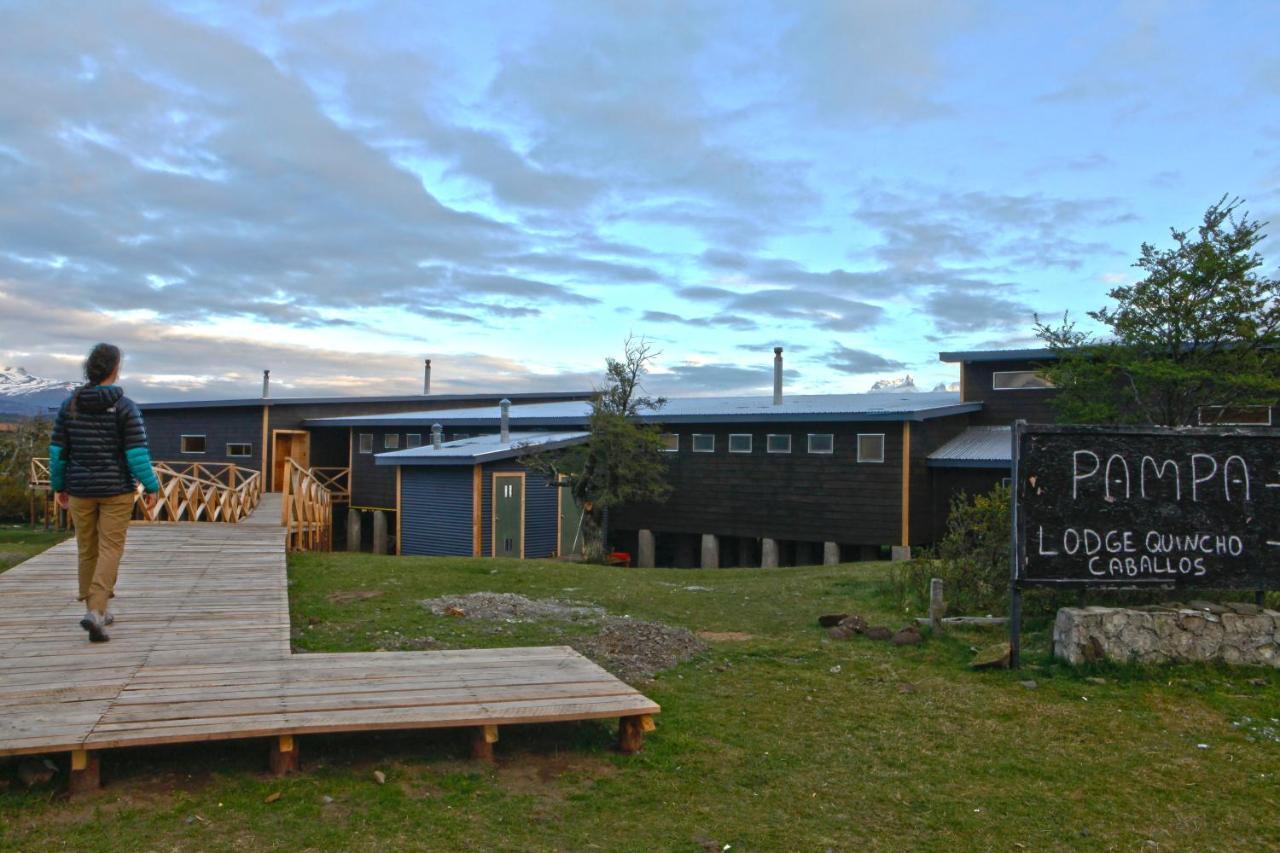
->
[281, 458, 332, 552]
[30, 459, 263, 525]
[309, 466, 351, 502]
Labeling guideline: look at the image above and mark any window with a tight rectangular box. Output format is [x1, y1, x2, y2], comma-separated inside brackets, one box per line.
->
[857, 433, 885, 463]
[992, 370, 1054, 390]
[807, 433, 834, 454]
[226, 442, 252, 458]
[406, 433, 423, 448]
[358, 433, 373, 454]
[766, 434, 791, 454]
[384, 433, 400, 450]
[728, 434, 752, 453]
[1198, 405, 1272, 426]
[660, 432, 679, 452]
[180, 435, 206, 454]
[691, 434, 715, 453]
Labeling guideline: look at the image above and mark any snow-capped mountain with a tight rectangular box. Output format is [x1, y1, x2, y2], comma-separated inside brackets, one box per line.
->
[931, 381, 961, 393]
[0, 367, 76, 415]
[867, 374, 919, 393]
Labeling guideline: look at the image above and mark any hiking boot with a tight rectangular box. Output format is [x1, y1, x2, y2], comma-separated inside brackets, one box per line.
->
[79, 611, 110, 643]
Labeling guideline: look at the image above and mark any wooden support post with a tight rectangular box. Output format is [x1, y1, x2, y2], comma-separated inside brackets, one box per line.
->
[471, 725, 499, 762]
[68, 749, 100, 796]
[617, 715, 654, 754]
[269, 734, 299, 775]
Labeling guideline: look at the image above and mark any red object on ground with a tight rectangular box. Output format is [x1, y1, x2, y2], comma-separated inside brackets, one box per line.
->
[607, 551, 632, 568]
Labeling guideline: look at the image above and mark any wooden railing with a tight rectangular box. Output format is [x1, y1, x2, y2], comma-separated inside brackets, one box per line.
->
[144, 462, 262, 523]
[281, 458, 332, 552]
[29, 459, 262, 525]
[309, 467, 351, 502]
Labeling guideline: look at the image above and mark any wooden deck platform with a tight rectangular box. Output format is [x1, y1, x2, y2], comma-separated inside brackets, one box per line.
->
[0, 494, 658, 785]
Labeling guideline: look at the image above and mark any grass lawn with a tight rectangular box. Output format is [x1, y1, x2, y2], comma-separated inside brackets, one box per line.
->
[0, 524, 69, 574]
[2, 547, 1278, 851]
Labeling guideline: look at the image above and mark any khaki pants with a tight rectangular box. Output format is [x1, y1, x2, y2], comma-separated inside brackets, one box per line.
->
[69, 493, 136, 613]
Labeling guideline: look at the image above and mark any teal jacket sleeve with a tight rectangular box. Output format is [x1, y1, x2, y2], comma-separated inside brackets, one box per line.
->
[120, 400, 160, 494]
[49, 403, 68, 492]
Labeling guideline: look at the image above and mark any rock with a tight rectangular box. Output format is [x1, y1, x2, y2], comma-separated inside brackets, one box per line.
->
[264, 791, 282, 804]
[1248, 677, 1268, 687]
[863, 626, 893, 641]
[1227, 602, 1262, 616]
[1019, 680, 1038, 689]
[971, 642, 1011, 670]
[891, 626, 923, 646]
[1085, 677, 1107, 685]
[322, 795, 335, 804]
[827, 625, 855, 640]
[1054, 606, 1280, 668]
[17, 757, 56, 787]
[818, 613, 850, 628]
[837, 614, 869, 633]
[898, 683, 917, 694]
[829, 665, 842, 674]
[373, 770, 387, 785]
[443, 606, 466, 618]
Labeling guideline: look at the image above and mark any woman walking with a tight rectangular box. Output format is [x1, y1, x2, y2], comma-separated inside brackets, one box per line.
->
[49, 344, 159, 642]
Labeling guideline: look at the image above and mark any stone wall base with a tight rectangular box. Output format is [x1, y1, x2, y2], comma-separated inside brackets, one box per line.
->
[1053, 603, 1280, 667]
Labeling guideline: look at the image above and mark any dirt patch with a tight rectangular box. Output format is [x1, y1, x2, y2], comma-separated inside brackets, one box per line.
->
[327, 589, 382, 604]
[571, 617, 706, 682]
[697, 631, 753, 642]
[421, 592, 605, 623]
[496, 753, 617, 797]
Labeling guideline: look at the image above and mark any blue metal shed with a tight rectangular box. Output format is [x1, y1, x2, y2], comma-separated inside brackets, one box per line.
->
[377, 431, 589, 558]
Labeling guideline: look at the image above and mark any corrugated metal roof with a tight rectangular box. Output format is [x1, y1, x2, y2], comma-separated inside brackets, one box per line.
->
[926, 426, 1012, 468]
[937, 348, 1057, 364]
[308, 391, 979, 427]
[138, 390, 591, 411]
[375, 430, 589, 466]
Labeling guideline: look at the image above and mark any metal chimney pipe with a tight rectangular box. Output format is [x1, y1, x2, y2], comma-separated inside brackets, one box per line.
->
[423, 359, 432, 395]
[431, 423, 442, 449]
[500, 398, 511, 443]
[262, 369, 270, 399]
[772, 347, 783, 405]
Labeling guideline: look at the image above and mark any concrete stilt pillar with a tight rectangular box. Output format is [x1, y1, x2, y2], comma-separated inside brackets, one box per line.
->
[700, 534, 719, 569]
[637, 529, 655, 568]
[761, 538, 779, 569]
[346, 508, 362, 552]
[372, 510, 389, 555]
[823, 541, 840, 565]
[737, 538, 754, 568]
[891, 545, 912, 562]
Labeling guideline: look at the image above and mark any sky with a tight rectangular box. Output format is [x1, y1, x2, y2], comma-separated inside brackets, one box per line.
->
[1, 0, 1278, 401]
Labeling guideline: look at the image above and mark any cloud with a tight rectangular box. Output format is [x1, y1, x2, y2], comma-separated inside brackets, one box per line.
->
[825, 344, 907, 375]
[649, 362, 800, 396]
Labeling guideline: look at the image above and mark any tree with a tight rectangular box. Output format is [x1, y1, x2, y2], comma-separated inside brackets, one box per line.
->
[0, 417, 51, 521]
[1035, 195, 1280, 426]
[524, 336, 672, 558]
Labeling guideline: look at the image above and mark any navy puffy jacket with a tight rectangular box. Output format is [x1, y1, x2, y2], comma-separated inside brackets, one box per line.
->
[49, 386, 160, 497]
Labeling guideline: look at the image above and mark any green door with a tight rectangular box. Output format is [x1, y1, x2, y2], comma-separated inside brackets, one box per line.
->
[558, 485, 585, 557]
[493, 474, 523, 558]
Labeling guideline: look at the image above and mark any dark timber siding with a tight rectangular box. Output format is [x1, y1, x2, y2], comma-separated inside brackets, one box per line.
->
[479, 461, 558, 558]
[906, 414, 974, 546]
[351, 429, 404, 509]
[612, 420, 959, 546]
[961, 359, 1059, 425]
[140, 406, 264, 467]
[400, 467, 474, 556]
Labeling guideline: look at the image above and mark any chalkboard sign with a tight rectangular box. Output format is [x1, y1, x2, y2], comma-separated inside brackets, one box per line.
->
[1013, 423, 1280, 589]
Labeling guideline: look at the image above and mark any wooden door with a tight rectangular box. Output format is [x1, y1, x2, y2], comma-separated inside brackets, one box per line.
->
[493, 474, 523, 558]
[272, 431, 311, 492]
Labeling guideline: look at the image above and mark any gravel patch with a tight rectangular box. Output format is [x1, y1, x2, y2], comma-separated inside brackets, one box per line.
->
[421, 592, 605, 623]
[419, 592, 706, 681]
[570, 617, 706, 682]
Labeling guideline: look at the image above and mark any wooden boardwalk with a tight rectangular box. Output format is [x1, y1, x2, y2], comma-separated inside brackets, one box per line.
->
[0, 494, 658, 787]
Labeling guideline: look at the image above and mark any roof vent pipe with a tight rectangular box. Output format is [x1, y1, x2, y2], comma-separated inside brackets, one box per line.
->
[500, 398, 511, 443]
[262, 369, 270, 399]
[423, 359, 432, 395]
[431, 423, 442, 450]
[772, 347, 783, 405]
